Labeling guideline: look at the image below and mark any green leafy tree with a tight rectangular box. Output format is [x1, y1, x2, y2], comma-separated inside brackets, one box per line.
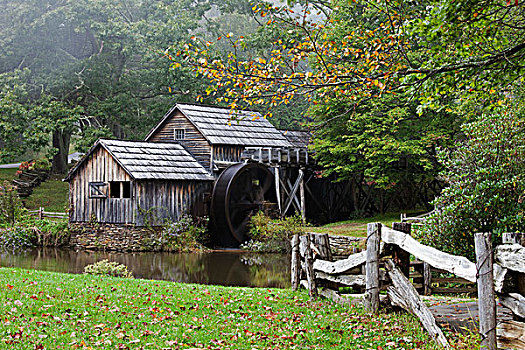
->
[418, 103, 525, 259]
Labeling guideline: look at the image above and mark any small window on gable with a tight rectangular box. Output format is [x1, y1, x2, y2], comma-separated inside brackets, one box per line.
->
[110, 181, 131, 199]
[175, 128, 185, 140]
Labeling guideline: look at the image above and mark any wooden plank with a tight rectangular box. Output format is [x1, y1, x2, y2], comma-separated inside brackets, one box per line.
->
[365, 222, 380, 313]
[313, 251, 367, 274]
[500, 293, 525, 319]
[291, 235, 300, 291]
[385, 259, 450, 349]
[316, 271, 365, 287]
[382, 227, 477, 282]
[319, 288, 353, 306]
[495, 244, 525, 274]
[475, 232, 497, 350]
[497, 320, 525, 350]
[430, 287, 477, 294]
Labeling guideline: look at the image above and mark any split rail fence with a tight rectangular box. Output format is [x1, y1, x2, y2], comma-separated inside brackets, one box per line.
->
[291, 224, 525, 349]
[28, 207, 67, 220]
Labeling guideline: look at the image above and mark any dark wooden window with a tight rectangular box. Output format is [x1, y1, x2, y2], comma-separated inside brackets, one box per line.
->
[110, 181, 131, 199]
[88, 182, 107, 198]
[122, 181, 131, 198]
[110, 182, 121, 198]
[174, 128, 185, 140]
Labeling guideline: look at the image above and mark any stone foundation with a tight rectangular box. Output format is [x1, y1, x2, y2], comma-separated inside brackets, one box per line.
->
[69, 222, 161, 252]
[328, 234, 365, 259]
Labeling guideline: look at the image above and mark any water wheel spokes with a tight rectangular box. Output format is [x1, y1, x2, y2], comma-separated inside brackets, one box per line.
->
[211, 163, 276, 246]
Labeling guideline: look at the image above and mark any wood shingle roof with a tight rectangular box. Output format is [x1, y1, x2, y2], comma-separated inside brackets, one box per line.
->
[145, 104, 292, 147]
[65, 139, 214, 181]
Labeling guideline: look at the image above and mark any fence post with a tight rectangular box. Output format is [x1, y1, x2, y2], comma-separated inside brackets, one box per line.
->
[475, 232, 496, 350]
[291, 234, 300, 291]
[392, 222, 411, 278]
[304, 234, 317, 299]
[38, 207, 44, 220]
[423, 262, 432, 296]
[365, 222, 381, 313]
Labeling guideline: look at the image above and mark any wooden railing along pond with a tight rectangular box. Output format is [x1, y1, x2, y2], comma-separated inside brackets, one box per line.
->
[291, 224, 525, 349]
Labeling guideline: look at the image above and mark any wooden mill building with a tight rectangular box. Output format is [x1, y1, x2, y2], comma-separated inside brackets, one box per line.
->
[144, 104, 292, 171]
[64, 139, 214, 226]
[65, 103, 318, 249]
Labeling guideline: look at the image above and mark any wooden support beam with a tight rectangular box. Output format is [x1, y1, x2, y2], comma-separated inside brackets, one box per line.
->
[286, 178, 302, 211]
[274, 166, 282, 213]
[365, 222, 380, 313]
[291, 234, 300, 291]
[475, 232, 497, 350]
[385, 259, 450, 349]
[282, 171, 304, 216]
[299, 168, 306, 222]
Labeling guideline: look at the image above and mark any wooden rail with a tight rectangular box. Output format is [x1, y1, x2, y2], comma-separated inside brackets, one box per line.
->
[291, 225, 525, 349]
[28, 207, 67, 220]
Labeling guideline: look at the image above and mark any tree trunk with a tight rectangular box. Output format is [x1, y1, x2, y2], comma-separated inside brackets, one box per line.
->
[51, 129, 71, 174]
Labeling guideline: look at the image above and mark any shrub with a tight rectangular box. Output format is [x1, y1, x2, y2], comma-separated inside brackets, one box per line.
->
[84, 260, 133, 278]
[0, 181, 24, 225]
[142, 215, 209, 252]
[31, 158, 51, 171]
[0, 226, 36, 251]
[242, 212, 304, 252]
[417, 110, 525, 260]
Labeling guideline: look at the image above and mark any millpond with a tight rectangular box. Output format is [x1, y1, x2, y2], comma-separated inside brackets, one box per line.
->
[0, 248, 291, 288]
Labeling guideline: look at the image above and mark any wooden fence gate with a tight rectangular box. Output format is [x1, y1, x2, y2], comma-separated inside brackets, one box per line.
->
[291, 224, 525, 349]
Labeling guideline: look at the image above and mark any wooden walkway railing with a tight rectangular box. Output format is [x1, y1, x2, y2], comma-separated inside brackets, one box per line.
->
[291, 224, 525, 349]
[28, 207, 67, 220]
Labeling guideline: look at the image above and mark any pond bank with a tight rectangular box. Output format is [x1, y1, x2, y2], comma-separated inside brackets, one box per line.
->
[0, 247, 290, 288]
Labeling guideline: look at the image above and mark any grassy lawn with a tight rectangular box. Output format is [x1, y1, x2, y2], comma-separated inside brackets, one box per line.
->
[0, 168, 16, 183]
[0, 168, 68, 212]
[0, 268, 476, 349]
[23, 174, 69, 212]
[306, 211, 428, 237]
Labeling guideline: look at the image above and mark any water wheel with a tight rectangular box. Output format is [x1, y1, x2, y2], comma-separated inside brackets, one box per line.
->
[211, 163, 276, 247]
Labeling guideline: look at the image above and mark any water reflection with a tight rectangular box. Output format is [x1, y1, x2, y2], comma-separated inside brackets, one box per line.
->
[0, 248, 291, 288]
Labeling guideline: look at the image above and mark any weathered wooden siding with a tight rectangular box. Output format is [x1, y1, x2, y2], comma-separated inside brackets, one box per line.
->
[69, 147, 134, 224]
[135, 181, 212, 226]
[148, 110, 212, 170]
[212, 145, 245, 163]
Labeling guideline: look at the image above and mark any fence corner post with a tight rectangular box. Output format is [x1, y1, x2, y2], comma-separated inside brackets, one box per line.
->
[474, 232, 496, 350]
[392, 222, 411, 278]
[365, 222, 381, 313]
[38, 207, 44, 220]
[304, 233, 317, 300]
